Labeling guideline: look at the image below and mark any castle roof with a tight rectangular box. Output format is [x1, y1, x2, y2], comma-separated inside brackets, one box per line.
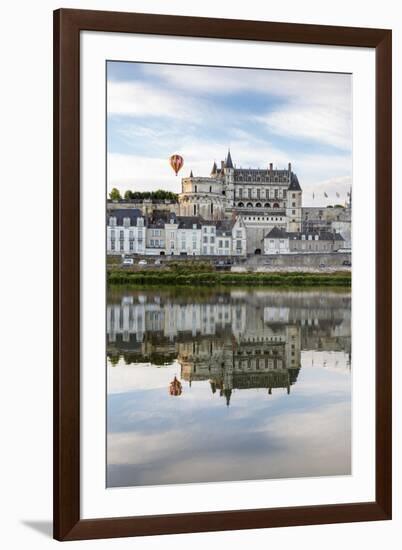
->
[288, 173, 301, 191]
[225, 149, 234, 169]
[211, 161, 217, 175]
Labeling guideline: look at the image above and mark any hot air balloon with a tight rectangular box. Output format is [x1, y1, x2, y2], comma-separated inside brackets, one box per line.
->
[169, 154, 184, 176]
[169, 376, 182, 396]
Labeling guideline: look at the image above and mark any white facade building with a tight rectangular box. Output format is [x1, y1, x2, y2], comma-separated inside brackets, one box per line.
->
[107, 209, 146, 255]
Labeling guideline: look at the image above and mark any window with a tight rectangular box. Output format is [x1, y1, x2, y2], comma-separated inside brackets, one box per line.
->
[109, 217, 116, 227]
[225, 240, 229, 248]
[119, 230, 124, 240]
[210, 236, 215, 244]
[123, 217, 130, 228]
[236, 230, 242, 238]
[111, 241, 115, 250]
[129, 241, 134, 251]
[292, 202, 296, 207]
[219, 240, 223, 248]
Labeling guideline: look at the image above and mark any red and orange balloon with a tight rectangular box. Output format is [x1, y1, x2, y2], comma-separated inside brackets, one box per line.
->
[169, 154, 184, 176]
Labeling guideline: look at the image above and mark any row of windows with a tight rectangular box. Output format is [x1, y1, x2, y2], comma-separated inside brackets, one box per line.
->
[237, 202, 281, 208]
[238, 188, 287, 199]
[110, 229, 143, 238]
[244, 216, 284, 222]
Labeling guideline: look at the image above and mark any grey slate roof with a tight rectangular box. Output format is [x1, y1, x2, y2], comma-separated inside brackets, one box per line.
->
[107, 208, 143, 226]
[225, 149, 234, 169]
[265, 227, 291, 239]
[288, 173, 301, 191]
[176, 216, 203, 229]
[215, 219, 235, 236]
[265, 226, 344, 241]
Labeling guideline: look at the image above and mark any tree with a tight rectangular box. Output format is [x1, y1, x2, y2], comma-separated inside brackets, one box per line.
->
[109, 187, 122, 201]
[124, 190, 133, 201]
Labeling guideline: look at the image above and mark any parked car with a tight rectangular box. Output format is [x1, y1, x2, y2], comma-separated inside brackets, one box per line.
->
[121, 258, 134, 267]
[342, 259, 352, 266]
[138, 259, 148, 266]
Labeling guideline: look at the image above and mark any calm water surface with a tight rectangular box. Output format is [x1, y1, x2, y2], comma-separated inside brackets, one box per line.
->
[107, 287, 351, 487]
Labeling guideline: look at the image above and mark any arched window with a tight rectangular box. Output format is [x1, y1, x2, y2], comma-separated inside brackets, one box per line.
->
[264, 203, 271, 208]
[246, 202, 253, 208]
[238, 202, 244, 207]
[194, 184, 197, 193]
[273, 202, 280, 208]
[209, 185, 212, 192]
[193, 204, 196, 216]
[255, 202, 262, 208]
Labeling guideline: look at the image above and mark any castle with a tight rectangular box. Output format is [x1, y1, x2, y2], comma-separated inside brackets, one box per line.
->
[107, 150, 351, 256]
[178, 150, 303, 253]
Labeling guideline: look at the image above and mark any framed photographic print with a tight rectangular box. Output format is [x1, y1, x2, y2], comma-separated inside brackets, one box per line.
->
[53, 8, 392, 541]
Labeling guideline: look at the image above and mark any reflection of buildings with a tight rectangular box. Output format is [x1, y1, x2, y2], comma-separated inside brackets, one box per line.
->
[107, 290, 351, 404]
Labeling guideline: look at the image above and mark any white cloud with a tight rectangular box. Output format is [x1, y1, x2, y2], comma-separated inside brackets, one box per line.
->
[108, 80, 209, 122]
[257, 104, 352, 150]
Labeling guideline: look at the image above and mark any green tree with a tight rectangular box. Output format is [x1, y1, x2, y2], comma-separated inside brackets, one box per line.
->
[124, 190, 133, 200]
[109, 187, 122, 201]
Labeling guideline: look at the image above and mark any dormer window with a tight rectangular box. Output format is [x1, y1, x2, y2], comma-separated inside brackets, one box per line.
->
[123, 217, 130, 228]
[109, 217, 116, 227]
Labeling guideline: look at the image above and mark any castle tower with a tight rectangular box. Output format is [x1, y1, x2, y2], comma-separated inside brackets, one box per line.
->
[286, 171, 302, 232]
[223, 149, 235, 202]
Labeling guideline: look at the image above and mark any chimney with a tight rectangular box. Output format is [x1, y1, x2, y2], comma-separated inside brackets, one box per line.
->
[269, 163, 273, 171]
[288, 162, 291, 172]
[221, 160, 225, 171]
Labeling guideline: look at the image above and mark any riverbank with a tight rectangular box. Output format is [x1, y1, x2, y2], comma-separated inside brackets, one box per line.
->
[107, 269, 351, 287]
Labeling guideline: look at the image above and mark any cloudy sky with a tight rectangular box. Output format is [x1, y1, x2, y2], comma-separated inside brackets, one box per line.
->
[107, 62, 352, 207]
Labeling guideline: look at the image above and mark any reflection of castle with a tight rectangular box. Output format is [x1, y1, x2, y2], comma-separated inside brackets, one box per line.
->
[107, 290, 351, 404]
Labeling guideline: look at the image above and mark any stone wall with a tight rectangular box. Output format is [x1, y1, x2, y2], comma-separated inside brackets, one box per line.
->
[246, 252, 351, 268]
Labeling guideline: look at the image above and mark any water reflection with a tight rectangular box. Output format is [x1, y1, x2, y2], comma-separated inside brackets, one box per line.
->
[107, 288, 351, 487]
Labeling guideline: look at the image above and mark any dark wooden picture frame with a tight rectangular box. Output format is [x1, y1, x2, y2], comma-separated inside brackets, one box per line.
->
[54, 8, 392, 541]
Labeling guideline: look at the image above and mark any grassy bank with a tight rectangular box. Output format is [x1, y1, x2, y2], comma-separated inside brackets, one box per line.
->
[107, 270, 351, 287]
